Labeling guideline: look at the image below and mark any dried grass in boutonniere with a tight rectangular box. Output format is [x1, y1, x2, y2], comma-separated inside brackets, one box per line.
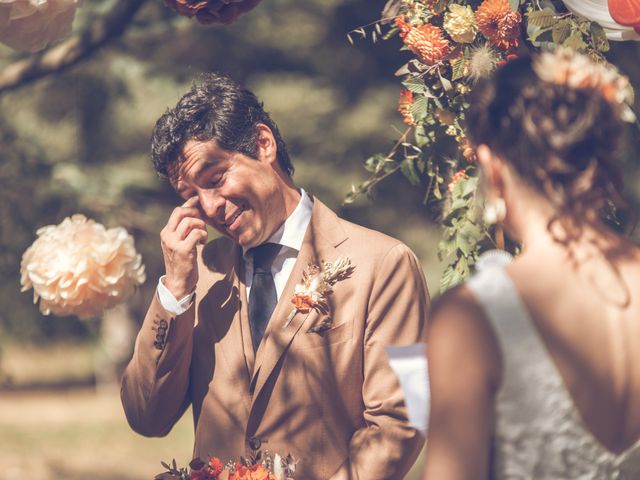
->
[284, 257, 354, 330]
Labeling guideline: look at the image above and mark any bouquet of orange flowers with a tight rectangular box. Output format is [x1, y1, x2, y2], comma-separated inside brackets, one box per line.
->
[155, 451, 296, 480]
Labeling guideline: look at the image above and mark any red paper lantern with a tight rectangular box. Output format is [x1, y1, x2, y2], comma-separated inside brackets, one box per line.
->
[608, 0, 640, 33]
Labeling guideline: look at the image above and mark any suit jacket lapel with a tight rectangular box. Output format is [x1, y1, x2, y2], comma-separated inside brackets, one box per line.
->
[236, 249, 256, 379]
[249, 198, 348, 409]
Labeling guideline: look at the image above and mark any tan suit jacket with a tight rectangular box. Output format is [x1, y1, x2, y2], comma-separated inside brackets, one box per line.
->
[121, 197, 429, 479]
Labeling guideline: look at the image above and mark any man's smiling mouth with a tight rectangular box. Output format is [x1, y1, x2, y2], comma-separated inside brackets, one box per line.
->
[224, 206, 246, 227]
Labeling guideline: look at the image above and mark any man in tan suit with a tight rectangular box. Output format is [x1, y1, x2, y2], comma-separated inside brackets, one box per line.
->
[121, 73, 429, 479]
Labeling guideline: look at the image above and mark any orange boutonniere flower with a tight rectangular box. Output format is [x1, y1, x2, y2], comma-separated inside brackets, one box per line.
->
[284, 257, 354, 328]
[291, 294, 315, 313]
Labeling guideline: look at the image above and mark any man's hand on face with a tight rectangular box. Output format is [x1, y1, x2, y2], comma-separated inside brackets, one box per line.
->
[161, 196, 209, 299]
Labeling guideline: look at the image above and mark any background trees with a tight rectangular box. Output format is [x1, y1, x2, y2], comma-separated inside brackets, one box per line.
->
[0, 0, 445, 346]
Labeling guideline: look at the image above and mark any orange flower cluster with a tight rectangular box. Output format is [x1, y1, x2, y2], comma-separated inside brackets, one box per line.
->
[158, 451, 295, 480]
[398, 90, 414, 125]
[190, 458, 278, 480]
[190, 457, 224, 480]
[164, 0, 262, 24]
[229, 463, 277, 480]
[475, 0, 521, 51]
[395, 18, 450, 65]
[448, 170, 469, 192]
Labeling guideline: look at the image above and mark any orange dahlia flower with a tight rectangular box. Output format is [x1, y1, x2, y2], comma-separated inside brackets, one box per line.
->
[475, 0, 521, 51]
[395, 18, 450, 66]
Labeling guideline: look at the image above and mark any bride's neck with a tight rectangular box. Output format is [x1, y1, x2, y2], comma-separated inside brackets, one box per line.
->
[509, 203, 631, 263]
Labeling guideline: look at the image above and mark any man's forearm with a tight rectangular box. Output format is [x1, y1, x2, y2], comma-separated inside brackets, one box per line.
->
[121, 294, 195, 437]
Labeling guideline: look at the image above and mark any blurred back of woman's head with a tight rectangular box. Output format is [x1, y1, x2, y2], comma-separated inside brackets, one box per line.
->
[466, 49, 633, 233]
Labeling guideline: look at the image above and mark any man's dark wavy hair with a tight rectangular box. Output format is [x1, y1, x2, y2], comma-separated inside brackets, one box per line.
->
[151, 72, 293, 179]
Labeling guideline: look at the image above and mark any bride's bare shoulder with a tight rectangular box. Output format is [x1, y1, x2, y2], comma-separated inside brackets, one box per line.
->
[427, 284, 502, 390]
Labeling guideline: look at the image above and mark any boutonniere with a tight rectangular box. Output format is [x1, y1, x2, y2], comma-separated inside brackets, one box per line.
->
[283, 257, 354, 329]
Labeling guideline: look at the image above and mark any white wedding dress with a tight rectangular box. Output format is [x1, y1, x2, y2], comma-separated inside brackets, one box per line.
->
[466, 254, 640, 479]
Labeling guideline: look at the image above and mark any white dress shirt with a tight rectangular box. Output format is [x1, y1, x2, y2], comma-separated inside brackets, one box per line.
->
[157, 189, 313, 315]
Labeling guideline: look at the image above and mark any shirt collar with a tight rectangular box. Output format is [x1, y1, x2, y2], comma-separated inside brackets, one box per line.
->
[242, 188, 313, 257]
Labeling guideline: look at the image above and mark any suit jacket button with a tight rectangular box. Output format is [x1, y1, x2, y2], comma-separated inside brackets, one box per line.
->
[248, 437, 261, 450]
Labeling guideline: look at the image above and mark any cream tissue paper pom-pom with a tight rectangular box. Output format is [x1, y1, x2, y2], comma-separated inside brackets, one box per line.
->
[20, 214, 146, 319]
[0, 0, 80, 52]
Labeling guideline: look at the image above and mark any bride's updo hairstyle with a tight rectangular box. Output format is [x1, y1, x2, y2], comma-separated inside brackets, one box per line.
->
[466, 49, 633, 236]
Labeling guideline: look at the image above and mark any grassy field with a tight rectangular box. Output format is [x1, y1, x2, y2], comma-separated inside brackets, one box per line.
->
[0, 345, 424, 480]
[0, 388, 194, 480]
[0, 388, 425, 480]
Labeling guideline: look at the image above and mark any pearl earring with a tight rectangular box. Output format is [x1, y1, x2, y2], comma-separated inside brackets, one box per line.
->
[483, 198, 506, 225]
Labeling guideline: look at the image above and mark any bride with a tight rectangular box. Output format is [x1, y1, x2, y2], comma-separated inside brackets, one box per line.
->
[423, 49, 640, 479]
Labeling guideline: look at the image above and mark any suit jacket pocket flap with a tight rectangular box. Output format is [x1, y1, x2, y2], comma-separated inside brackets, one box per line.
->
[294, 318, 352, 349]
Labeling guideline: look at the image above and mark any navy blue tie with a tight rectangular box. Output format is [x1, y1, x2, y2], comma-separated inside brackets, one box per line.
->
[248, 243, 281, 352]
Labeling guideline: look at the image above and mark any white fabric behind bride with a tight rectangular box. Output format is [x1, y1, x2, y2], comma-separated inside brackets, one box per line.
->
[385, 344, 429, 437]
[561, 0, 640, 41]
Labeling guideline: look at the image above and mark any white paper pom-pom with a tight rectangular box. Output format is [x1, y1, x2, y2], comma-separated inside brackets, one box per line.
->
[0, 0, 80, 52]
[20, 214, 146, 319]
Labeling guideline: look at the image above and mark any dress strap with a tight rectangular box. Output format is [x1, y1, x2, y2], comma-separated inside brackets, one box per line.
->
[466, 265, 535, 347]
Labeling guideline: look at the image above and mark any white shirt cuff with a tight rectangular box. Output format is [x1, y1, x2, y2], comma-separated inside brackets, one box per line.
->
[156, 276, 195, 315]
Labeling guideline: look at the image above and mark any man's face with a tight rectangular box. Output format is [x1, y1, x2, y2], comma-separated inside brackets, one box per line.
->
[172, 139, 288, 248]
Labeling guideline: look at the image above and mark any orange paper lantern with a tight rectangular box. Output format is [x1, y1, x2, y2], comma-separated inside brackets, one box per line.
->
[608, 0, 640, 33]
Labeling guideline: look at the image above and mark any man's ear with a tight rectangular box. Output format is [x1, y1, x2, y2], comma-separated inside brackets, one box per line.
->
[256, 124, 277, 165]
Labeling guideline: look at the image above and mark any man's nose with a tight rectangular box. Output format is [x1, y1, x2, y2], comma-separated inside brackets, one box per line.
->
[198, 191, 224, 220]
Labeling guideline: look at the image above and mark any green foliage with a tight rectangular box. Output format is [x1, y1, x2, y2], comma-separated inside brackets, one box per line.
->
[527, 9, 558, 29]
[451, 55, 467, 82]
[349, 0, 637, 291]
[438, 175, 485, 290]
[590, 23, 610, 52]
[525, 2, 609, 53]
